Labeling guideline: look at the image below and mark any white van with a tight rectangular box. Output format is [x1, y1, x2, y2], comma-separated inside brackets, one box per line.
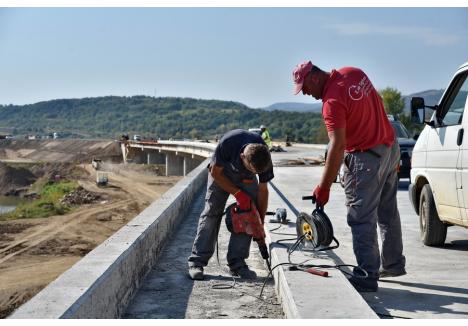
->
[409, 61, 468, 246]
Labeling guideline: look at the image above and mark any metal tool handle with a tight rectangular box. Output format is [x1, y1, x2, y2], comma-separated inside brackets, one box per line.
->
[306, 268, 328, 277]
[302, 195, 323, 210]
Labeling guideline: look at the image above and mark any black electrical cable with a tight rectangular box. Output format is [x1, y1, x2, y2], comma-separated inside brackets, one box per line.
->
[268, 224, 297, 236]
[259, 232, 368, 298]
[268, 225, 282, 232]
[212, 197, 367, 302]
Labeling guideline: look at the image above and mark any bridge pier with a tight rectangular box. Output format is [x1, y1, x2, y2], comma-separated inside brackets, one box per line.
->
[166, 153, 184, 176]
[183, 155, 202, 176]
[147, 151, 166, 165]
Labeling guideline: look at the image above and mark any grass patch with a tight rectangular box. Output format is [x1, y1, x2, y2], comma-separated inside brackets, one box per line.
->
[0, 180, 79, 221]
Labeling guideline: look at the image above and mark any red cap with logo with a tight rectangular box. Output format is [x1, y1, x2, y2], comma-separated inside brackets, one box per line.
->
[292, 60, 314, 95]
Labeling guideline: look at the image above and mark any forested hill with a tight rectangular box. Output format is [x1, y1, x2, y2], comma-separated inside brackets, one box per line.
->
[0, 96, 326, 143]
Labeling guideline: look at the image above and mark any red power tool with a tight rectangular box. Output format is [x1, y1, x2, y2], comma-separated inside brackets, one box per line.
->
[225, 202, 270, 269]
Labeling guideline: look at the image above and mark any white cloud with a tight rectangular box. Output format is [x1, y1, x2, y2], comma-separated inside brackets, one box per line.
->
[325, 22, 462, 46]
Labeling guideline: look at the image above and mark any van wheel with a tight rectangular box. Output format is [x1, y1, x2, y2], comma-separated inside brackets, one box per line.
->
[419, 184, 447, 246]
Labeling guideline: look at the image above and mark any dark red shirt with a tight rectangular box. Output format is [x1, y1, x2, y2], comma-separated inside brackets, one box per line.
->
[321, 67, 395, 152]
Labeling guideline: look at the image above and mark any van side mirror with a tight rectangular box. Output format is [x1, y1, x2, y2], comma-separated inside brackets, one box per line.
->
[413, 133, 420, 141]
[411, 97, 425, 124]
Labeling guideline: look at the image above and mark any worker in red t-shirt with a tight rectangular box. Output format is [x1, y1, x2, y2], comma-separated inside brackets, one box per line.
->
[292, 60, 406, 292]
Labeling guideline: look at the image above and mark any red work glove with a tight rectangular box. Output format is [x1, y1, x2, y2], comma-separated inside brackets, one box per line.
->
[234, 190, 251, 211]
[313, 185, 330, 208]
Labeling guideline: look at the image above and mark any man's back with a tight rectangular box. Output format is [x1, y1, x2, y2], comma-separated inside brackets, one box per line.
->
[322, 67, 394, 152]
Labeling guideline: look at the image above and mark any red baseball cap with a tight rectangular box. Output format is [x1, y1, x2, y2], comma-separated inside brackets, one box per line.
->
[292, 60, 314, 95]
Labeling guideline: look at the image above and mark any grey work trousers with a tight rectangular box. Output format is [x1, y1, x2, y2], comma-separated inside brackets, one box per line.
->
[187, 168, 258, 270]
[344, 141, 406, 284]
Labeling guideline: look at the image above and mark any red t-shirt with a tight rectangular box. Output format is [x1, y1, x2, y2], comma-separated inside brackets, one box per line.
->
[321, 67, 395, 152]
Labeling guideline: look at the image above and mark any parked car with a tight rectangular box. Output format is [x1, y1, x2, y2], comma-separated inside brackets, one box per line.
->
[391, 119, 416, 180]
[409, 61, 468, 246]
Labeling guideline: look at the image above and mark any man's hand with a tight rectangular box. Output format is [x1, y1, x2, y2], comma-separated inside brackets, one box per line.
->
[234, 190, 251, 211]
[313, 185, 330, 207]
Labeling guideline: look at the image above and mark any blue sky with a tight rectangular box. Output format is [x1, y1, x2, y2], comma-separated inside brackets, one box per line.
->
[0, 7, 467, 108]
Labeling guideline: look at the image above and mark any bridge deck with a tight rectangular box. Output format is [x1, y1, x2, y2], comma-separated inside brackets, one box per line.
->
[123, 144, 468, 319]
[123, 188, 283, 319]
[268, 162, 468, 319]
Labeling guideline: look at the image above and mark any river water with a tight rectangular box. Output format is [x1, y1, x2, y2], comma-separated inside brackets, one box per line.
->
[0, 196, 24, 214]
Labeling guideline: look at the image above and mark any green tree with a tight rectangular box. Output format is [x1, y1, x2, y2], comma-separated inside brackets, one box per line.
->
[314, 121, 329, 144]
[379, 87, 405, 119]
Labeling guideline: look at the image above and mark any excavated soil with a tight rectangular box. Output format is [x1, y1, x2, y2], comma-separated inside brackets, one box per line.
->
[0, 162, 36, 195]
[0, 139, 121, 163]
[0, 162, 181, 318]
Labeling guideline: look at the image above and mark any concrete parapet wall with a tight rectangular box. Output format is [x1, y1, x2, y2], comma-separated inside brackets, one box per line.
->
[10, 159, 210, 319]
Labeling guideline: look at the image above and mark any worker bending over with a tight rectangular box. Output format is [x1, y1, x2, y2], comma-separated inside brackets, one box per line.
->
[187, 129, 274, 280]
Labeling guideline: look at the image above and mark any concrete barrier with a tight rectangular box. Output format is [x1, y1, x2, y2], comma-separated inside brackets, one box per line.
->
[10, 159, 210, 319]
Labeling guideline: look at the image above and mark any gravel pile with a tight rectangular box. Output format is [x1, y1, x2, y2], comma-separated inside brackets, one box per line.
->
[60, 186, 101, 205]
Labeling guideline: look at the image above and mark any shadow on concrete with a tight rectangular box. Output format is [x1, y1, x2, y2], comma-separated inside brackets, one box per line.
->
[364, 280, 468, 318]
[381, 279, 468, 296]
[442, 240, 468, 252]
[397, 180, 410, 191]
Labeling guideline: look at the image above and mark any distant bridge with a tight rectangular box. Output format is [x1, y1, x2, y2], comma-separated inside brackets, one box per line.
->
[120, 140, 215, 176]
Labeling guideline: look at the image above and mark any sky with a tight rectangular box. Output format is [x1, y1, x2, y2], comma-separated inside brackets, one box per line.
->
[0, 6, 467, 108]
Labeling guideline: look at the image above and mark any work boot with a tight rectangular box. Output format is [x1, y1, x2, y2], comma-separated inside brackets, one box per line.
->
[379, 268, 407, 278]
[348, 277, 378, 293]
[229, 265, 257, 279]
[188, 266, 204, 280]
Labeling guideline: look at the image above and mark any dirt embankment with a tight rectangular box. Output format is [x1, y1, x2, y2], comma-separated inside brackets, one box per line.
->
[0, 158, 181, 318]
[0, 139, 122, 163]
[0, 162, 36, 195]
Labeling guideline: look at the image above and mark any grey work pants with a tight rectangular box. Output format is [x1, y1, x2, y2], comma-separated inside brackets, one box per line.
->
[344, 141, 406, 284]
[187, 169, 258, 270]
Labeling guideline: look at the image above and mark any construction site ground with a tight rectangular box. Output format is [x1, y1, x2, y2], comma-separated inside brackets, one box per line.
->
[0, 160, 181, 318]
[125, 145, 468, 319]
[4, 142, 468, 319]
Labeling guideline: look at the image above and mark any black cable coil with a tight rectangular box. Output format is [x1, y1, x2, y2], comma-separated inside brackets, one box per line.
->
[296, 208, 339, 251]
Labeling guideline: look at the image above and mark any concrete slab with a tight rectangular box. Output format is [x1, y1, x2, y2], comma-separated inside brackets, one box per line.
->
[269, 164, 468, 319]
[265, 167, 377, 319]
[123, 191, 283, 319]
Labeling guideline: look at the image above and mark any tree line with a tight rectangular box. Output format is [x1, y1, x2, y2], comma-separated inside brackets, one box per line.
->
[0, 88, 426, 144]
[0, 96, 325, 143]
